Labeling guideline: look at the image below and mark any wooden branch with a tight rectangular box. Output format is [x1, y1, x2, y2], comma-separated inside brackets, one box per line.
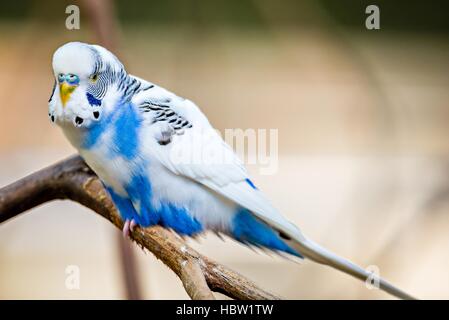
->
[0, 155, 280, 300]
[179, 260, 215, 300]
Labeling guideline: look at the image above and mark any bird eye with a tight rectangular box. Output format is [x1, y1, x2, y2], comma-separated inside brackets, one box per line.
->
[57, 74, 65, 82]
[90, 74, 98, 83]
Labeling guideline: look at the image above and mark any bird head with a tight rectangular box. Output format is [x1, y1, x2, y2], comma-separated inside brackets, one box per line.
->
[48, 42, 125, 129]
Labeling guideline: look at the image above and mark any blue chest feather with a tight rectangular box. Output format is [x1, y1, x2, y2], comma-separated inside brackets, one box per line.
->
[82, 112, 110, 149]
[82, 102, 140, 160]
[112, 103, 140, 159]
[106, 173, 203, 236]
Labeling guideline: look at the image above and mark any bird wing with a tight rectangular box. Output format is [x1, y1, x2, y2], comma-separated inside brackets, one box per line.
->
[131, 76, 414, 300]
[131, 76, 302, 238]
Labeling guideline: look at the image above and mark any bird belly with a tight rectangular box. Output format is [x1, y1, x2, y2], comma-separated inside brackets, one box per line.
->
[79, 146, 133, 196]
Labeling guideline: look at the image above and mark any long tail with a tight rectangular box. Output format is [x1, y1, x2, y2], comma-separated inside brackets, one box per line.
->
[287, 235, 415, 300]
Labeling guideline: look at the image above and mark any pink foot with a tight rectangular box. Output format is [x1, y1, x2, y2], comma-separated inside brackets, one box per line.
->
[122, 219, 137, 238]
[123, 219, 130, 238]
[130, 219, 136, 232]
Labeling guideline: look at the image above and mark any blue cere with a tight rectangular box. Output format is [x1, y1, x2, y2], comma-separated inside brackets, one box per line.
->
[58, 73, 80, 85]
[66, 74, 80, 85]
[109, 172, 203, 236]
[86, 92, 102, 106]
[231, 208, 301, 257]
[245, 178, 257, 190]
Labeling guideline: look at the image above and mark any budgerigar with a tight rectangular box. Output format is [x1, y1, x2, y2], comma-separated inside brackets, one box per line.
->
[48, 42, 413, 299]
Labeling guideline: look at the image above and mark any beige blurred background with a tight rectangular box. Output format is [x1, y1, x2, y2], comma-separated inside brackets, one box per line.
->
[1, 0, 449, 299]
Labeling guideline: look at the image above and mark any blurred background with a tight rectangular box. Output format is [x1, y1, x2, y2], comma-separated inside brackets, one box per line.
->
[1, 0, 449, 299]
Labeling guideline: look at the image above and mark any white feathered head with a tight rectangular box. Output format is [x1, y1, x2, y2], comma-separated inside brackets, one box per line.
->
[48, 42, 125, 129]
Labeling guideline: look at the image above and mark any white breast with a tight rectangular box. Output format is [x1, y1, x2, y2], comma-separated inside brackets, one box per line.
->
[76, 128, 133, 196]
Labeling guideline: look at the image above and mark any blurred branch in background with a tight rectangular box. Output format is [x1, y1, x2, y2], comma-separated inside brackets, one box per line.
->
[81, 0, 119, 50]
[0, 156, 280, 300]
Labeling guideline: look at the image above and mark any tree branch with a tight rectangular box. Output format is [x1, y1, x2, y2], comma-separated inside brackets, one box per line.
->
[0, 155, 280, 300]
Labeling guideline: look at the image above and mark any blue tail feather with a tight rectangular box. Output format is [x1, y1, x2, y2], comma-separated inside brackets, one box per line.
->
[231, 208, 302, 258]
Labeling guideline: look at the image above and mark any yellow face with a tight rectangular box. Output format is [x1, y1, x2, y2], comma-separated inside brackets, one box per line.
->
[57, 73, 79, 107]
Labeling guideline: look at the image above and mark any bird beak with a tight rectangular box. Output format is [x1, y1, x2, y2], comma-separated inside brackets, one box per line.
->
[59, 82, 77, 107]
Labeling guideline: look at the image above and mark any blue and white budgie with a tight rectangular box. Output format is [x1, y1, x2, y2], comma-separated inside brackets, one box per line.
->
[48, 42, 412, 299]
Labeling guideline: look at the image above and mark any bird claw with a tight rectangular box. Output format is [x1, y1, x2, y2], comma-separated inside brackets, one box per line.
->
[123, 219, 130, 238]
[122, 219, 137, 239]
[130, 219, 136, 232]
